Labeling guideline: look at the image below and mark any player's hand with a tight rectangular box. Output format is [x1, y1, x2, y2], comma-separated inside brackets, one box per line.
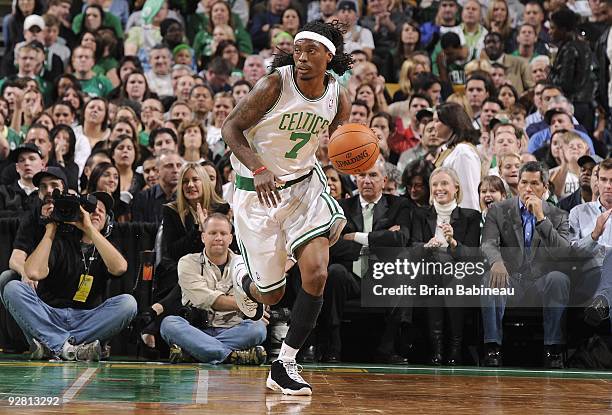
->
[489, 261, 509, 289]
[254, 169, 282, 208]
[388, 225, 400, 232]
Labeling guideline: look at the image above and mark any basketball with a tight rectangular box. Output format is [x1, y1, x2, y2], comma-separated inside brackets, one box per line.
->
[328, 124, 380, 175]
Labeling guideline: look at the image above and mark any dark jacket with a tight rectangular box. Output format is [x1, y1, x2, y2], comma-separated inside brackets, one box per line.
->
[410, 205, 481, 261]
[0, 183, 38, 218]
[548, 37, 596, 104]
[558, 188, 584, 213]
[330, 194, 412, 269]
[595, 25, 611, 115]
[481, 196, 571, 276]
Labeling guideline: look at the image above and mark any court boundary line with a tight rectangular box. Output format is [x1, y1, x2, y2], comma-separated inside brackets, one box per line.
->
[62, 367, 97, 403]
[195, 368, 209, 404]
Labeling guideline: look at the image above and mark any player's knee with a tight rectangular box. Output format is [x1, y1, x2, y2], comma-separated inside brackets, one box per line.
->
[303, 265, 328, 295]
[262, 287, 285, 305]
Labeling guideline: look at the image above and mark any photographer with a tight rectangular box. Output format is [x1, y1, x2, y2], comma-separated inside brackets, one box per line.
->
[160, 213, 267, 365]
[0, 167, 68, 297]
[1, 191, 136, 361]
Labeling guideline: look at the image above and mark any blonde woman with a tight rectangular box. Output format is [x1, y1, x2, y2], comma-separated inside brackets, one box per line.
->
[485, 0, 515, 52]
[410, 166, 481, 365]
[395, 58, 427, 102]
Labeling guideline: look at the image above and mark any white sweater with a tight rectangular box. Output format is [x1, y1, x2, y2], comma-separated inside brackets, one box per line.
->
[442, 143, 481, 211]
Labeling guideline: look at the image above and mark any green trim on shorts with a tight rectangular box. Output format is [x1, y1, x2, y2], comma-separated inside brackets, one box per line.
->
[238, 236, 287, 293]
[289, 212, 346, 255]
[237, 238, 255, 280]
[256, 277, 287, 292]
[234, 170, 313, 191]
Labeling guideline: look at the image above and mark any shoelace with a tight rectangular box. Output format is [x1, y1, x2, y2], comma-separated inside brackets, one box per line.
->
[283, 361, 306, 383]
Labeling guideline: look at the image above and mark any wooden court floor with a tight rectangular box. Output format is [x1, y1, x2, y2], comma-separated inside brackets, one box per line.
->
[0, 360, 612, 414]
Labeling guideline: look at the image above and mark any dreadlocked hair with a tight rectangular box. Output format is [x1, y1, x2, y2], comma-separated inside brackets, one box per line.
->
[271, 20, 353, 75]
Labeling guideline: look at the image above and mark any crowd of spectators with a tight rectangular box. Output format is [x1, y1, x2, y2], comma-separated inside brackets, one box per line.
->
[0, 0, 612, 369]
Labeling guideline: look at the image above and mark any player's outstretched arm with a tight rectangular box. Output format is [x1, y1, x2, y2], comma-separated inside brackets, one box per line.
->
[328, 86, 351, 137]
[221, 72, 283, 207]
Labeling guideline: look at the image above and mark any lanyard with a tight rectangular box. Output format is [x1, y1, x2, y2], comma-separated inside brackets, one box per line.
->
[81, 246, 98, 277]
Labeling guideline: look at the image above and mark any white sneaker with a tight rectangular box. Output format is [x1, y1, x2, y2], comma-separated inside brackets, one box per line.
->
[232, 265, 263, 320]
[266, 359, 312, 396]
[61, 340, 101, 362]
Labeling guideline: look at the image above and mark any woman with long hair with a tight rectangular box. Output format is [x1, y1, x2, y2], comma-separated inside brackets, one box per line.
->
[213, 40, 244, 81]
[498, 82, 519, 110]
[85, 161, 124, 213]
[410, 166, 481, 366]
[392, 20, 422, 83]
[401, 158, 434, 207]
[280, 6, 302, 37]
[356, 82, 388, 114]
[120, 71, 153, 103]
[49, 124, 79, 191]
[394, 58, 428, 102]
[5, 0, 44, 52]
[323, 165, 352, 200]
[200, 159, 224, 198]
[192, 0, 253, 66]
[433, 102, 482, 210]
[110, 134, 145, 196]
[74, 97, 111, 176]
[179, 121, 210, 163]
[72, 4, 123, 40]
[207, 92, 235, 162]
[485, 0, 515, 52]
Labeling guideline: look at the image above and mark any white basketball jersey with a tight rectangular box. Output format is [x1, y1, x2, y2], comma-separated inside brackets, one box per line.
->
[231, 65, 340, 181]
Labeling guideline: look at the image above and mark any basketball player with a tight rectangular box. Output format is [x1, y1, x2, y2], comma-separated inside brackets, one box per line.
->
[222, 21, 352, 395]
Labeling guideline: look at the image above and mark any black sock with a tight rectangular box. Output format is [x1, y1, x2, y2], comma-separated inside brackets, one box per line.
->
[241, 274, 259, 303]
[284, 288, 323, 350]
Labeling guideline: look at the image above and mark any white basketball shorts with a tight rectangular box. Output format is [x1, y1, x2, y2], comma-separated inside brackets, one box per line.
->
[232, 164, 346, 293]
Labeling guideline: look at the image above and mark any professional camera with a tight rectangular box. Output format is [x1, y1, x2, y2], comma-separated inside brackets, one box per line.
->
[50, 189, 98, 223]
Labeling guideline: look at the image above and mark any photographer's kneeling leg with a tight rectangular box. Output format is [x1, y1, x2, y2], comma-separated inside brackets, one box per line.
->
[0, 270, 20, 305]
[161, 315, 228, 363]
[3, 280, 72, 357]
[214, 320, 268, 364]
[69, 294, 138, 346]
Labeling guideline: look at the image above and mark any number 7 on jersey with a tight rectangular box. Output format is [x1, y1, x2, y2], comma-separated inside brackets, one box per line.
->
[284, 132, 312, 159]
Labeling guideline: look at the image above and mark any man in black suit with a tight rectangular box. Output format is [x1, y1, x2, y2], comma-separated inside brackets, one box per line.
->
[481, 161, 571, 369]
[319, 159, 412, 363]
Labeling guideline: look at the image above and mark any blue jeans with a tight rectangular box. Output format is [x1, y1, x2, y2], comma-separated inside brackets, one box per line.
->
[0, 269, 20, 304]
[160, 316, 267, 364]
[481, 271, 570, 345]
[2, 280, 137, 356]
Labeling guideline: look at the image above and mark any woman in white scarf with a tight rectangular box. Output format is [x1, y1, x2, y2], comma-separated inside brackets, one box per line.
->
[410, 166, 481, 365]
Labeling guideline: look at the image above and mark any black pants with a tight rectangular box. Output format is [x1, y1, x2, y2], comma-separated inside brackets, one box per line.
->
[319, 263, 406, 356]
